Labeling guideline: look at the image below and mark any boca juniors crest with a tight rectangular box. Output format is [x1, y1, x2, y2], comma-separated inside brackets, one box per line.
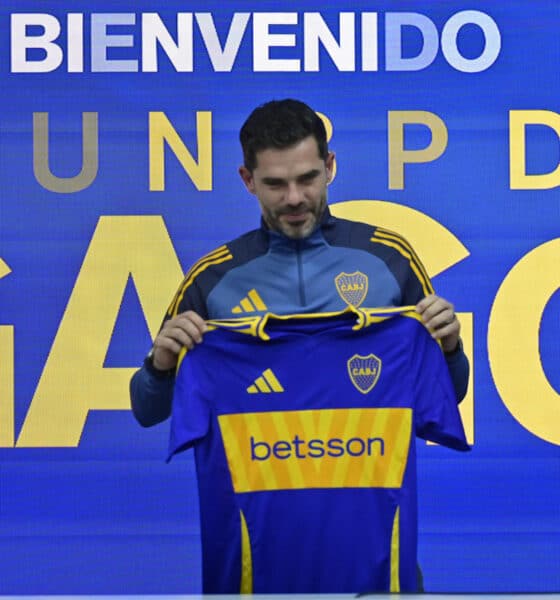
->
[347, 353, 382, 394]
[335, 271, 368, 307]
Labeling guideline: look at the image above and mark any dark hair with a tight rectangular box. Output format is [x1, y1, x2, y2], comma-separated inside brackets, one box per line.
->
[239, 99, 328, 171]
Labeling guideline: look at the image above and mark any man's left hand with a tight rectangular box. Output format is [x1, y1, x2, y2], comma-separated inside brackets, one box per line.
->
[416, 294, 460, 354]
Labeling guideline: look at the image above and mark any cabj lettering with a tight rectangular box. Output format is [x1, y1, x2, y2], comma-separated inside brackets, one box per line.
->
[340, 283, 365, 292]
[352, 367, 378, 376]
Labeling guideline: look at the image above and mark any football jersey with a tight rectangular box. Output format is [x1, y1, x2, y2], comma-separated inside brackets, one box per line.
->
[168, 307, 470, 594]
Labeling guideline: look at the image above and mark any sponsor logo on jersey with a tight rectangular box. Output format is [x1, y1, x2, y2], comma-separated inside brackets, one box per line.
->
[232, 288, 267, 314]
[347, 353, 382, 393]
[249, 434, 385, 460]
[218, 408, 412, 492]
[335, 271, 368, 307]
[247, 369, 284, 393]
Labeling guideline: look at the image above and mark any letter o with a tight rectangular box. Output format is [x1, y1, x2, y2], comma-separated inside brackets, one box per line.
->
[441, 10, 501, 73]
[488, 239, 560, 445]
[346, 437, 365, 456]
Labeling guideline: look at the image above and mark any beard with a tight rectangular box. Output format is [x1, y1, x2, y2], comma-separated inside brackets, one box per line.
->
[264, 194, 327, 239]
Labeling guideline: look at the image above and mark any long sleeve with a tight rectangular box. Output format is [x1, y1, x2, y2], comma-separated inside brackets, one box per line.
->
[445, 342, 470, 403]
[130, 364, 175, 427]
[129, 268, 207, 428]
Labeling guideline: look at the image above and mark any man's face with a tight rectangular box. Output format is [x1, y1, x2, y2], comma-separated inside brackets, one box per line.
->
[239, 136, 335, 239]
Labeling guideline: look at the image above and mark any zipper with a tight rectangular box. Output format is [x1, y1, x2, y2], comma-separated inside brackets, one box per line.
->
[296, 240, 306, 306]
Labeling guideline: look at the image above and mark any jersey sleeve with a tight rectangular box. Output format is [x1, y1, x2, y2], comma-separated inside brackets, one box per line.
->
[167, 348, 212, 460]
[410, 321, 470, 451]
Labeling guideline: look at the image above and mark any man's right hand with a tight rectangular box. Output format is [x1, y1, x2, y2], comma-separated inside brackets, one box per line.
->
[150, 311, 207, 372]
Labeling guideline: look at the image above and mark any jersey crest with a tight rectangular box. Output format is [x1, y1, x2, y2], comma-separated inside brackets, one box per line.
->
[335, 271, 368, 307]
[347, 353, 382, 394]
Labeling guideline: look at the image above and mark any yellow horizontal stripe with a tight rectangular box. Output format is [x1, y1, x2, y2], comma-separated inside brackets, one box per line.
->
[218, 408, 412, 493]
[357, 306, 420, 328]
[206, 316, 264, 337]
[206, 307, 422, 339]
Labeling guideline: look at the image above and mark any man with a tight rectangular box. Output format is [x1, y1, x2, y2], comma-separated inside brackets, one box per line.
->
[130, 98, 468, 426]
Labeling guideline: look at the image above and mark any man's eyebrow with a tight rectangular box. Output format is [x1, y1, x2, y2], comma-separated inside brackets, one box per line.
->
[261, 169, 321, 185]
[261, 176, 286, 185]
[297, 169, 321, 180]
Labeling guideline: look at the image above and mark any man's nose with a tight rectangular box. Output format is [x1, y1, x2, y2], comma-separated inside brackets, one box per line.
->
[285, 182, 304, 205]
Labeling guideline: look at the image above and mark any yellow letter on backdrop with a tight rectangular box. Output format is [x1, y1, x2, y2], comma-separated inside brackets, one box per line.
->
[488, 238, 560, 445]
[149, 111, 213, 191]
[17, 216, 184, 447]
[0, 259, 14, 447]
[510, 110, 560, 190]
[33, 112, 99, 193]
[388, 111, 448, 190]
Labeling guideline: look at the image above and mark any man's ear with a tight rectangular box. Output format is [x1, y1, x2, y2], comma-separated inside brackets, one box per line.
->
[325, 151, 336, 183]
[239, 166, 255, 193]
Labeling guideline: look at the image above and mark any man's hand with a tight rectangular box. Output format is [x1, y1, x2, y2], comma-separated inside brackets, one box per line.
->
[416, 294, 460, 354]
[150, 311, 207, 371]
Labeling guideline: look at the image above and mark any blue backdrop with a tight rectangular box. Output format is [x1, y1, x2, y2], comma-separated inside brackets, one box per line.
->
[0, 0, 559, 594]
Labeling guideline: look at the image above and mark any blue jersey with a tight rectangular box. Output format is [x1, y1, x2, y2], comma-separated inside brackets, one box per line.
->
[168, 307, 470, 594]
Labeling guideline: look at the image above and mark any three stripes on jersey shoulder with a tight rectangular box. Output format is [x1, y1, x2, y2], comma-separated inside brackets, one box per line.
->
[167, 245, 233, 317]
[167, 244, 269, 317]
[370, 227, 433, 297]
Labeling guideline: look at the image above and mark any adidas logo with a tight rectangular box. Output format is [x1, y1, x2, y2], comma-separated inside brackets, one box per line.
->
[232, 289, 267, 314]
[247, 369, 284, 393]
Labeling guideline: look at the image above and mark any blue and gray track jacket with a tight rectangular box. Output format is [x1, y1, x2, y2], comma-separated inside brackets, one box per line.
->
[130, 208, 469, 426]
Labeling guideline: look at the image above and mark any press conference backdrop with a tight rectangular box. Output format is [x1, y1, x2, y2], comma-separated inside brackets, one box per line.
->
[0, 0, 559, 594]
